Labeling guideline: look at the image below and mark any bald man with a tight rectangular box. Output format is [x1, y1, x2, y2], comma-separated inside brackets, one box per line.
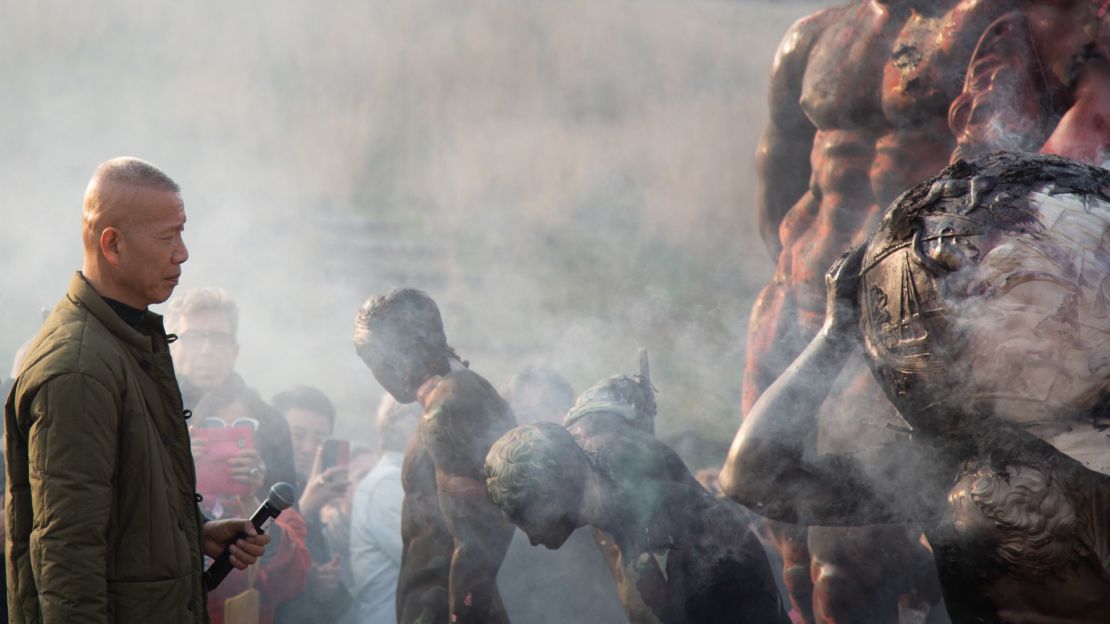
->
[4, 157, 269, 623]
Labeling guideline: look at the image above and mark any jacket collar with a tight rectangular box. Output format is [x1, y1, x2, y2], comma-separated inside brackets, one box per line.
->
[67, 272, 155, 352]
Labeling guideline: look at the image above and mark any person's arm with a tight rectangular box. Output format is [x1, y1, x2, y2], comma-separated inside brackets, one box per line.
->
[721, 248, 933, 526]
[755, 10, 827, 259]
[26, 373, 117, 623]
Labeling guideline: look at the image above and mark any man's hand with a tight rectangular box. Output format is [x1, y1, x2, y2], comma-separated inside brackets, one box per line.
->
[299, 446, 350, 518]
[203, 518, 271, 570]
[309, 554, 344, 598]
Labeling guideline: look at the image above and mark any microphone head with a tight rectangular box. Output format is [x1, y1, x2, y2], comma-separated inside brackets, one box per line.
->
[268, 482, 296, 511]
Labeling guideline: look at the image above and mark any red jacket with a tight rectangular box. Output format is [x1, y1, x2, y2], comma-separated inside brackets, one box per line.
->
[207, 506, 312, 624]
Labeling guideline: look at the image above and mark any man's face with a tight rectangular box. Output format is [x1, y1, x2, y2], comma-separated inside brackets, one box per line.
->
[171, 309, 238, 392]
[285, 407, 332, 479]
[115, 188, 188, 307]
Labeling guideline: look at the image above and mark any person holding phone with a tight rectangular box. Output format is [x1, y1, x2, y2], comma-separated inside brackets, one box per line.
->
[168, 289, 310, 624]
[272, 386, 354, 624]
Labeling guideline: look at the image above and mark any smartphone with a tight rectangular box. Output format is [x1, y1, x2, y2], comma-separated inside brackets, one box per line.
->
[193, 427, 255, 498]
[319, 438, 350, 471]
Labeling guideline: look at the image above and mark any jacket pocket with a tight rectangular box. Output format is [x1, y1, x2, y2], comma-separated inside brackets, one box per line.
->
[107, 575, 196, 623]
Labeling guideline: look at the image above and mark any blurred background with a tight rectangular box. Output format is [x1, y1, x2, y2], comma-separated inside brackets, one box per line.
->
[0, 0, 829, 468]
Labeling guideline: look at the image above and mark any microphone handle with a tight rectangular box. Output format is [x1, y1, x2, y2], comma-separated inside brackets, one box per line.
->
[202, 501, 281, 592]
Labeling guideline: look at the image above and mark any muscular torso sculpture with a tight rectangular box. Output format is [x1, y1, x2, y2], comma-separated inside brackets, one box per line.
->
[745, 2, 1110, 619]
[354, 289, 517, 624]
[397, 367, 517, 623]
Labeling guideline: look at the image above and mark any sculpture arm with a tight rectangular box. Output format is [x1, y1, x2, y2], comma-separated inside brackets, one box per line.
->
[948, 12, 1051, 162]
[420, 375, 514, 624]
[436, 471, 513, 624]
[722, 249, 935, 525]
[1041, 56, 1110, 165]
[950, 10, 1110, 166]
[756, 11, 826, 258]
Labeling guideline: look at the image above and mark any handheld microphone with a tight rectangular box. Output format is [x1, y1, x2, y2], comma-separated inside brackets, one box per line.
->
[203, 482, 296, 591]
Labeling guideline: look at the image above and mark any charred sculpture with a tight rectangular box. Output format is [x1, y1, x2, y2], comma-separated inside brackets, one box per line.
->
[354, 288, 517, 624]
[724, 151, 1110, 623]
[746, 2, 1110, 620]
[485, 367, 788, 624]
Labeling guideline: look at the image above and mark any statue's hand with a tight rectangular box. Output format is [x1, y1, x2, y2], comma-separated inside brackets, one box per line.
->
[822, 245, 865, 340]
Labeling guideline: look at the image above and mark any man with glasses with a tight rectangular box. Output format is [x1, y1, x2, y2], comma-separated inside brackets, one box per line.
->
[167, 289, 311, 624]
[5, 157, 270, 623]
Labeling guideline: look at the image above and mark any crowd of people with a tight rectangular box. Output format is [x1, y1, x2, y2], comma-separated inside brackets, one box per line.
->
[160, 286, 630, 622]
[1, 261, 632, 623]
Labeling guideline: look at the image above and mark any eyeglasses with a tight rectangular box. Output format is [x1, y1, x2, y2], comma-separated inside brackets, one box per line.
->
[178, 330, 236, 348]
[199, 416, 260, 431]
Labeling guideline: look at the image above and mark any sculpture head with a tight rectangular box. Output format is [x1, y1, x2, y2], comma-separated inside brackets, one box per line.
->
[353, 288, 453, 403]
[565, 351, 657, 434]
[485, 422, 588, 549]
[501, 366, 576, 426]
[858, 152, 1110, 436]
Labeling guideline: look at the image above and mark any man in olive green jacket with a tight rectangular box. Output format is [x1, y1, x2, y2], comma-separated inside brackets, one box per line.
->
[5, 157, 269, 623]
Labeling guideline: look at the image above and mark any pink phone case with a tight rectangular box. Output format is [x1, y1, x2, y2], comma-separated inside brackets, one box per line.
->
[193, 427, 255, 498]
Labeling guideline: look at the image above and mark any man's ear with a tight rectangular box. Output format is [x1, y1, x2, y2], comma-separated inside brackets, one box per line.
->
[100, 226, 124, 267]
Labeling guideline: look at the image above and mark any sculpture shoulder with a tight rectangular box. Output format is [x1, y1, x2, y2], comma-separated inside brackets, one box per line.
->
[421, 369, 516, 480]
[779, 6, 844, 60]
[1022, 0, 1110, 92]
[572, 418, 690, 485]
[424, 369, 505, 417]
[770, 6, 843, 81]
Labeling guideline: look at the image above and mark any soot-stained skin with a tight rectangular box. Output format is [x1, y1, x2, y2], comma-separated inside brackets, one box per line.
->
[398, 368, 517, 624]
[745, 2, 1110, 621]
[567, 412, 789, 624]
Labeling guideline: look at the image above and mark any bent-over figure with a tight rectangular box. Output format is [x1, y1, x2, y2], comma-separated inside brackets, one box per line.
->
[486, 372, 787, 624]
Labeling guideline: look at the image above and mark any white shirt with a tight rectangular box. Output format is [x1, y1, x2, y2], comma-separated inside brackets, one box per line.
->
[349, 451, 405, 624]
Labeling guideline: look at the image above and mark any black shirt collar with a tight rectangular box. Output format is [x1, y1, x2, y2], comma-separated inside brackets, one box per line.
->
[101, 296, 146, 330]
